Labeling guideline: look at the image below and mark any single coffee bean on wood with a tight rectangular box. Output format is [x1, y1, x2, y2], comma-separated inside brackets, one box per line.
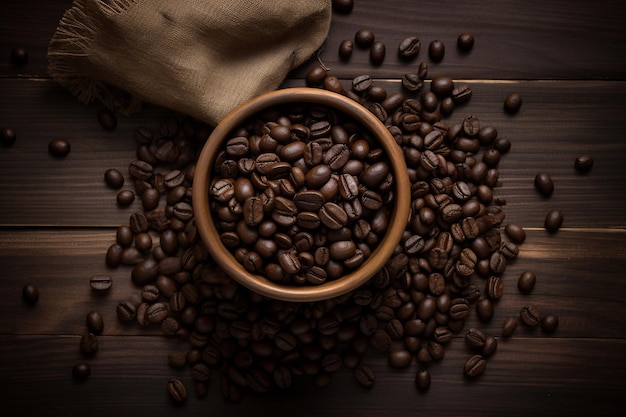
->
[544, 209, 564, 232]
[86, 310, 104, 334]
[97, 108, 117, 131]
[72, 362, 91, 381]
[90, 274, 112, 291]
[398, 36, 421, 59]
[518, 271, 536, 293]
[104, 168, 125, 189]
[167, 378, 187, 403]
[415, 369, 431, 392]
[574, 155, 593, 172]
[48, 139, 71, 157]
[534, 173, 554, 196]
[502, 317, 518, 338]
[464, 355, 486, 378]
[457, 33, 475, 51]
[428, 40, 445, 62]
[541, 314, 559, 333]
[338, 39, 354, 60]
[1, 127, 17, 147]
[355, 29, 375, 48]
[520, 305, 542, 327]
[80, 333, 99, 356]
[504, 92, 522, 114]
[22, 283, 39, 304]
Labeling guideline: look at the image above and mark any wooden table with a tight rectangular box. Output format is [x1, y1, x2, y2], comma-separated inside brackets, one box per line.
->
[1, 1, 625, 416]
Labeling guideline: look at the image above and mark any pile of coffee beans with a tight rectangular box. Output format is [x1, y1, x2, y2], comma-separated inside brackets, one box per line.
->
[209, 103, 395, 285]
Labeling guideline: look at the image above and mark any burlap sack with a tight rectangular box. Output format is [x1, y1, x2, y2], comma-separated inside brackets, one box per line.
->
[47, 0, 331, 126]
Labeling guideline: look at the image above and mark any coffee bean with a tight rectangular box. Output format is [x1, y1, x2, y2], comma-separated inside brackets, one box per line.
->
[48, 139, 71, 157]
[518, 271, 536, 293]
[534, 173, 554, 196]
[116, 300, 137, 321]
[544, 209, 564, 232]
[89, 274, 112, 291]
[481, 335, 498, 357]
[22, 283, 39, 304]
[464, 355, 486, 378]
[502, 317, 518, 338]
[398, 36, 421, 59]
[574, 155, 593, 172]
[116, 189, 135, 207]
[167, 378, 187, 403]
[457, 33, 475, 51]
[428, 40, 445, 62]
[338, 39, 354, 59]
[504, 92, 522, 114]
[354, 365, 376, 387]
[72, 362, 91, 381]
[11, 47, 29, 66]
[332, 0, 354, 14]
[520, 305, 542, 327]
[104, 168, 124, 189]
[504, 223, 526, 243]
[415, 369, 431, 392]
[80, 333, 99, 356]
[97, 108, 117, 131]
[370, 40, 386, 65]
[541, 314, 559, 333]
[431, 76, 454, 97]
[465, 328, 486, 350]
[355, 29, 375, 48]
[86, 310, 104, 334]
[1, 126, 17, 147]
[305, 65, 327, 87]
[388, 349, 412, 368]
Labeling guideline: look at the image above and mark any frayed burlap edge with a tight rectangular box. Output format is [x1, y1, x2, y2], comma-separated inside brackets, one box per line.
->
[47, 0, 143, 115]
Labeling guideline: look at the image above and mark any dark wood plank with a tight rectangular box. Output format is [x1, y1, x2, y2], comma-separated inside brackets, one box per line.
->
[1, 229, 624, 338]
[2, 0, 626, 80]
[2, 78, 625, 228]
[0, 335, 623, 417]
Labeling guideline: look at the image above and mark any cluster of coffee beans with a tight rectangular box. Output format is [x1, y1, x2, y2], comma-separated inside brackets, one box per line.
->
[209, 104, 395, 285]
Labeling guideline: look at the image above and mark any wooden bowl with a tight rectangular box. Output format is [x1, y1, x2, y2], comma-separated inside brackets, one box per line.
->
[192, 88, 411, 302]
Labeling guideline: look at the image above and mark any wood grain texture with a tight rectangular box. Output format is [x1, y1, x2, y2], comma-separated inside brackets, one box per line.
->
[0, 0, 625, 416]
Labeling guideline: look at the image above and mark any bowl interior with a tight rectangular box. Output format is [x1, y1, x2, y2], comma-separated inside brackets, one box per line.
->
[192, 88, 411, 302]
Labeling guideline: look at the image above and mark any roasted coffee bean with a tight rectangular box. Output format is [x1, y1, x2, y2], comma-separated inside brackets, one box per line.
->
[398, 36, 421, 59]
[90, 274, 112, 291]
[575, 155, 594, 172]
[464, 355, 486, 378]
[457, 33, 475, 51]
[431, 76, 454, 97]
[1, 126, 17, 147]
[129, 160, 154, 181]
[338, 39, 354, 59]
[476, 298, 494, 322]
[133, 126, 153, 144]
[502, 317, 518, 338]
[352, 74, 373, 93]
[354, 365, 376, 387]
[116, 300, 137, 321]
[541, 314, 559, 333]
[22, 283, 39, 304]
[323, 75, 345, 94]
[481, 335, 498, 357]
[370, 40, 386, 65]
[116, 189, 135, 207]
[167, 378, 187, 403]
[428, 40, 445, 62]
[534, 173, 554, 196]
[97, 108, 117, 131]
[48, 139, 71, 157]
[11, 47, 29, 66]
[332, 0, 354, 14]
[86, 310, 104, 334]
[520, 305, 542, 327]
[544, 209, 564, 232]
[355, 29, 375, 48]
[72, 362, 91, 381]
[305, 65, 328, 86]
[465, 328, 486, 350]
[518, 271, 537, 293]
[80, 333, 99, 356]
[504, 92, 522, 114]
[415, 369, 431, 392]
[388, 349, 412, 368]
[486, 276, 503, 300]
[104, 168, 124, 189]
[504, 223, 526, 243]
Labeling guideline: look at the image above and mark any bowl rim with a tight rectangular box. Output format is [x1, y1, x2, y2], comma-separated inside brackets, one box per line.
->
[192, 87, 411, 302]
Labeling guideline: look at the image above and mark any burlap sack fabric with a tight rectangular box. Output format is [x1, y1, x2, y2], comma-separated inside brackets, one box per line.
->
[47, 0, 332, 127]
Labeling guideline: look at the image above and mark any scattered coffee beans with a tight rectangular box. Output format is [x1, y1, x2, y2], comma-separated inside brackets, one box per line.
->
[338, 39, 354, 59]
[464, 355, 486, 378]
[48, 138, 71, 157]
[167, 378, 188, 403]
[97, 108, 117, 131]
[22, 283, 39, 304]
[517, 271, 536, 293]
[104, 168, 125, 189]
[305, 65, 328, 87]
[72, 362, 91, 381]
[415, 369, 431, 392]
[428, 40, 445, 62]
[80, 333, 99, 356]
[11, 47, 28, 66]
[541, 314, 559, 333]
[90, 274, 113, 291]
[501, 317, 518, 338]
[1, 126, 16, 147]
[332, 0, 354, 14]
[504, 223, 526, 243]
[504, 92, 522, 114]
[520, 305, 542, 327]
[534, 173, 554, 196]
[370, 40, 386, 65]
[116, 189, 135, 207]
[86, 310, 104, 334]
[574, 155, 593, 172]
[457, 33, 475, 52]
[355, 29, 375, 48]
[398, 36, 421, 59]
[544, 209, 564, 232]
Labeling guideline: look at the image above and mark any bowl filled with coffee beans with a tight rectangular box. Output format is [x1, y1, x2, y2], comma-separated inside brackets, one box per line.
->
[192, 88, 411, 302]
